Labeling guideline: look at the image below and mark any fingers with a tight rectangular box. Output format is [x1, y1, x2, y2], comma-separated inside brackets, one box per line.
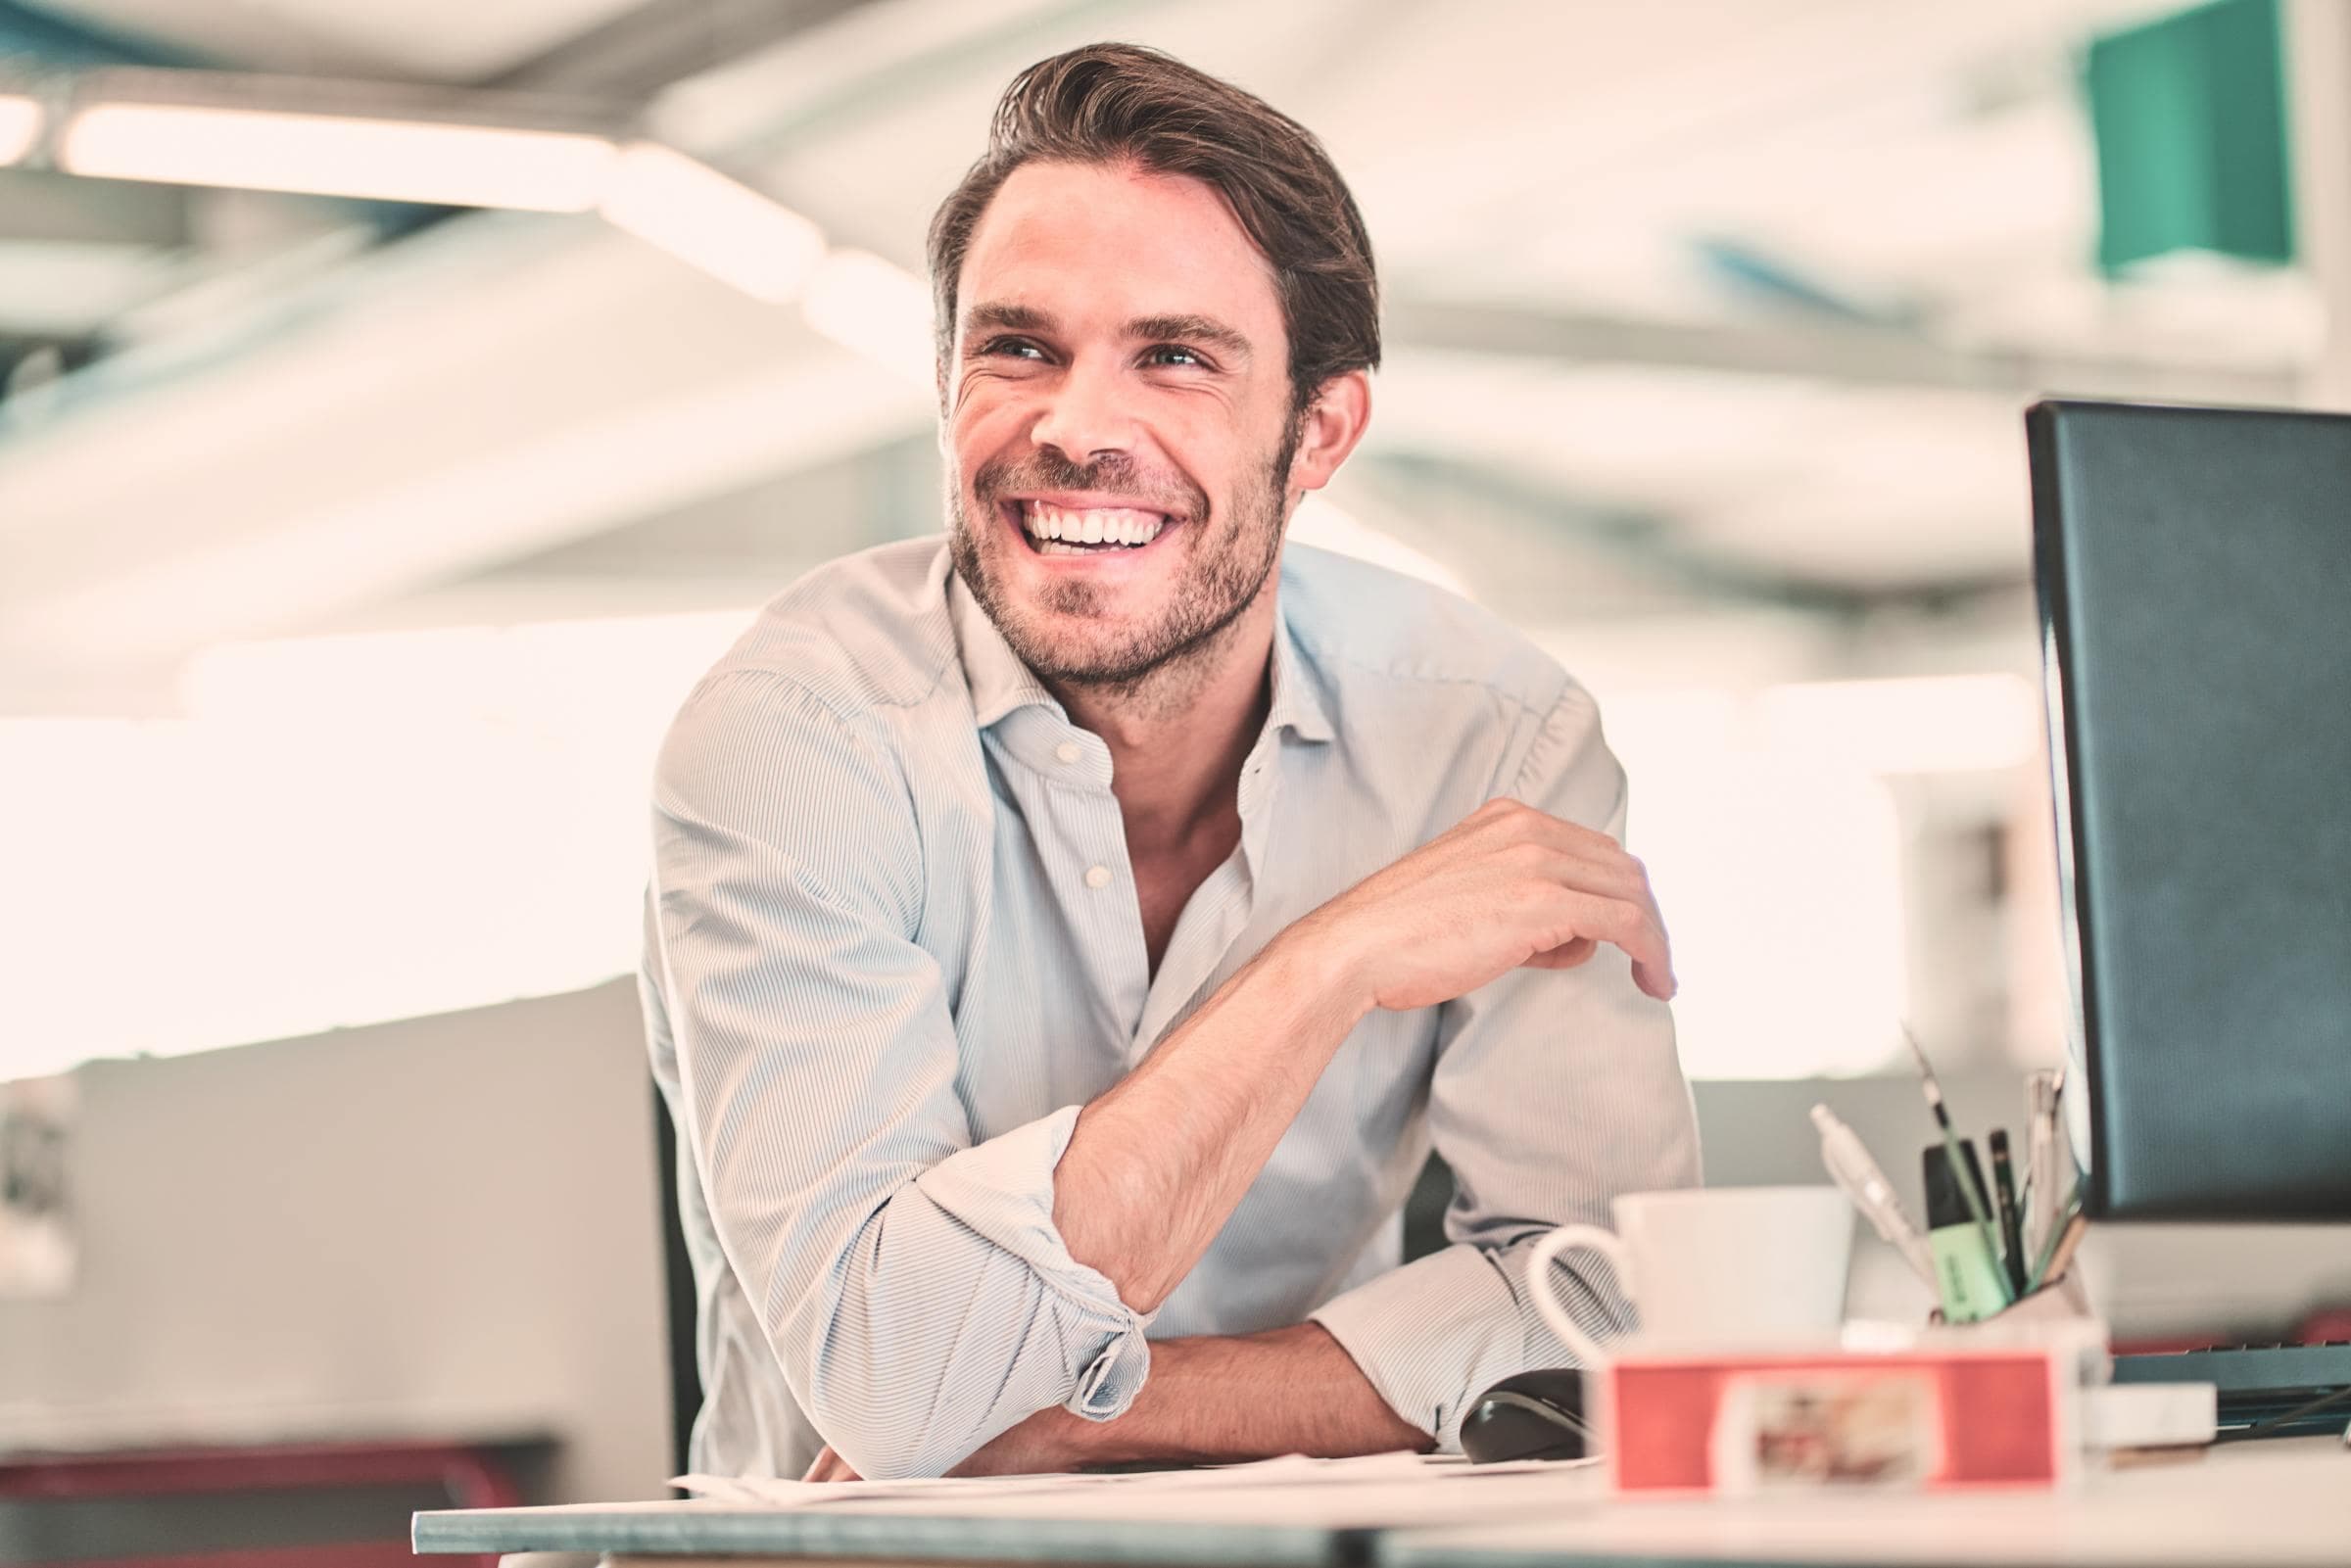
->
[801, 1447, 862, 1483]
[1478, 800, 1650, 893]
[1511, 839, 1655, 915]
[1544, 887, 1677, 1001]
[1477, 801, 1675, 998]
[1525, 936, 1597, 971]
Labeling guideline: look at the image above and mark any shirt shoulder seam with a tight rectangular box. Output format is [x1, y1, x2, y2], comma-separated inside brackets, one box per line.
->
[691, 643, 954, 733]
[676, 666, 931, 930]
[1287, 635, 1562, 723]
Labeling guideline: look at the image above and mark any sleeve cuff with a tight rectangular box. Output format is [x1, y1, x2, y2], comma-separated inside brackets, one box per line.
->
[913, 1105, 1153, 1422]
[1068, 1327, 1152, 1421]
[1310, 1243, 1527, 1450]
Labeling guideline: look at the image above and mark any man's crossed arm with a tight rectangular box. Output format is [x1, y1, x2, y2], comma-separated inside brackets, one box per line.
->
[808, 1323, 1418, 1480]
[655, 675, 1688, 1480]
[800, 794, 1675, 1480]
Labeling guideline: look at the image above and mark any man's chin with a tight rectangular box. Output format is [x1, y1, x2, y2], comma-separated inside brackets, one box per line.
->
[1000, 618, 1166, 688]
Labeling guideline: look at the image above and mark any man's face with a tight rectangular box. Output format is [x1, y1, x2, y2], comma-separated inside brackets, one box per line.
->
[943, 160, 1300, 688]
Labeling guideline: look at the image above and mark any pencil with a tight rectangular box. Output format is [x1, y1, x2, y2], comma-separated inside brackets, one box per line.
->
[1900, 1024, 2012, 1305]
[1990, 1128, 2027, 1296]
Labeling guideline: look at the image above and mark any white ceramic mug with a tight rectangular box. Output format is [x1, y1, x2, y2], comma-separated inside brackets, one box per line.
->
[1527, 1186, 1854, 1366]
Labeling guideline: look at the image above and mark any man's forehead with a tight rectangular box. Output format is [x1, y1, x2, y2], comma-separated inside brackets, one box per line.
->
[956, 161, 1280, 333]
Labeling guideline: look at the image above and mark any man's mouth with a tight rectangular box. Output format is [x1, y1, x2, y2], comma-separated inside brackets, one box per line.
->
[1004, 499, 1178, 556]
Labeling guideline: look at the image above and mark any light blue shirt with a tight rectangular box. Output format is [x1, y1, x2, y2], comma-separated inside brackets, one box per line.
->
[641, 538, 1700, 1481]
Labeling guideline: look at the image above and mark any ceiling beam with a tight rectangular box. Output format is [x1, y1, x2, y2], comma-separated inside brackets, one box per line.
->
[0, 0, 206, 69]
[0, 167, 189, 247]
[0, 214, 931, 686]
[1366, 450, 2028, 620]
[1385, 297, 2301, 406]
[483, 0, 883, 96]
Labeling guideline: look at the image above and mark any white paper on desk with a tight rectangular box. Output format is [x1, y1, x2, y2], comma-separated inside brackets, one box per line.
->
[675, 1449, 1592, 1508]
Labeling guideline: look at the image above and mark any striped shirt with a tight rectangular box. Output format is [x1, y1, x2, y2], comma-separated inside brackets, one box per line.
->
[641, 537, 1700, 1482]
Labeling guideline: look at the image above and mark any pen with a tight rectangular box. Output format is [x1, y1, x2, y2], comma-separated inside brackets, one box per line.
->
[2023, 1069, 2061, 1260]
[1900, 1024, 2012, 1305]
[1989, 1128, 2027, 1296]
[2029, 1193, 2085, 1291]
[1810, 1103, 1938, 1289]
[2036, 1211, 2088, 1290]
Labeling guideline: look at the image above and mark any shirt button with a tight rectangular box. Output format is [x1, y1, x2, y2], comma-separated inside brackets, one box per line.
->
[1083, 865, 1113, 890]
[1054, 741, 1081, 765]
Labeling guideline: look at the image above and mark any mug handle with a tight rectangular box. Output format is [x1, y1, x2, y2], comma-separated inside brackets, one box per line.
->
[1526, 1223, 1631, 1370]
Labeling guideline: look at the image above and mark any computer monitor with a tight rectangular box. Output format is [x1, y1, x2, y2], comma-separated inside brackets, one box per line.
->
[2028, 400, 2351, 1221]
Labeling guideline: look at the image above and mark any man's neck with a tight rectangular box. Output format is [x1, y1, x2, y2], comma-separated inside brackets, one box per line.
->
[1050, 594, 1276, 859]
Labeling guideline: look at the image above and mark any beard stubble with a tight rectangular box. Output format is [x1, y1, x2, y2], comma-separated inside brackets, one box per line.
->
[947, 422, 1299, 696]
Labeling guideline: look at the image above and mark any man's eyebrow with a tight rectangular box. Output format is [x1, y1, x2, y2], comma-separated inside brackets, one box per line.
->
[962, 301, 1055, 339]
[1128, 313, 1253, 361]
[958, 303, 1254, 363]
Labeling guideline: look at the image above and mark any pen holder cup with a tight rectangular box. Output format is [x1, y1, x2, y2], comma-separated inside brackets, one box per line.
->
[1929, 1263, 2096, 1331]
[1923, 1264, 2110, 1409]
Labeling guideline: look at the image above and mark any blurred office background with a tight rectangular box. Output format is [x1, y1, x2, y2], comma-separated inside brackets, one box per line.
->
[3, 0, 2348, 1557]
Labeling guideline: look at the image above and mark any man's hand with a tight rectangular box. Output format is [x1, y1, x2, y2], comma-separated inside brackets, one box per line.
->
[1049, 800, 1670, 1320]
[1291, 796, 1674, 1012]
[802, 1409, 1080, 1482]
[946, 1405, 1086, 1477]
[801, 1446, 860, 1482]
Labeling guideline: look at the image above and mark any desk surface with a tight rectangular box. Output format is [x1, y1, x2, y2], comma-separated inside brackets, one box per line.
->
[416, 1440, 2351, 1568]
[1383, 1440, 2351, 1568]
[414, 1459, 1594, 1566]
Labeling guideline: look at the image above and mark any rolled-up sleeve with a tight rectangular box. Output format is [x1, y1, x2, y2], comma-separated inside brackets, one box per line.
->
[1312, 684, 1702, 1449]
[648, 669, 1149, 1479]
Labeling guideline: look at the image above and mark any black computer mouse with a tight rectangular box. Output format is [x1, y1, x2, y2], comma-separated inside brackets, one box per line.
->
[1459, 1367, 1596, 1463]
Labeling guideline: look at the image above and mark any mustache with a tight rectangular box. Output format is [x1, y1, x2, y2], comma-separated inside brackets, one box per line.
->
[973, 451, 1208, 520]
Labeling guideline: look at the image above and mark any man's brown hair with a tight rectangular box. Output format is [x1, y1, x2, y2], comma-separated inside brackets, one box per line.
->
[927, 42, 1381, 417]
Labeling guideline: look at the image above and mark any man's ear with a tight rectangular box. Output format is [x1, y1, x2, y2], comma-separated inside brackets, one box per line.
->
[1285, 370, 1373, 496]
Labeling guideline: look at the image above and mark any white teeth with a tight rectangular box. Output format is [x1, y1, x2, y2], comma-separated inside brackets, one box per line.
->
[1019, 502, 1170, 549]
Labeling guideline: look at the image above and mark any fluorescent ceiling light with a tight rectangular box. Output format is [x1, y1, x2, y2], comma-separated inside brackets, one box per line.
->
[0, 93, 40, 166]
[60, 102, 617, 211]
[600, 142, 824, 302]
[801, 248, 935, 385]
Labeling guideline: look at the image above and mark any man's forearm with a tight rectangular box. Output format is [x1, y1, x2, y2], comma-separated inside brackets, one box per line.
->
[963, 1323, 1432, 1473]
[1052, 929, 1366, 1312]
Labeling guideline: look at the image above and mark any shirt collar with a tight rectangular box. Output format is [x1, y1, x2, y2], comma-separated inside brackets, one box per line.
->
[946, 558, 1335, 746]
[1266, 598, 1335, 746]
[949, 568, 1062, 729]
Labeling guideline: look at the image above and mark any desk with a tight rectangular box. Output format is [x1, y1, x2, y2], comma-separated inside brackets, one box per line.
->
[1383, 1440, 2350, 1567]
[414, 1439, 2349, 1568]
[415, 1457, 1583, 1566]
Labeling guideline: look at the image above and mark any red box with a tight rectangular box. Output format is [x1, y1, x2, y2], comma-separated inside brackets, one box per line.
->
[1595, 1342, 2073, 1495]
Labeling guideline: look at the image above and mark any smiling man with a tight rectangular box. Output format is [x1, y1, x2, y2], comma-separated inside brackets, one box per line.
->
[642, 44, 1700, 1483]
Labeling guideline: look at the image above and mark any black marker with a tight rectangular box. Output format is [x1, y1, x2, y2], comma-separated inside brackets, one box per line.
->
[1925, 1143, 2009, 1323]
[1989, 1128, 2027, 1296]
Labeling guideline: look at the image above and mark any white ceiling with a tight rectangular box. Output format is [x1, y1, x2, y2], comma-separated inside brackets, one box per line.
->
[33, 0, 652, 78]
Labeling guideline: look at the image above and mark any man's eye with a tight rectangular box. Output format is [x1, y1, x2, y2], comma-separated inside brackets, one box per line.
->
[1145, 345, 1205, 368]
[982, 338, 1045, 360]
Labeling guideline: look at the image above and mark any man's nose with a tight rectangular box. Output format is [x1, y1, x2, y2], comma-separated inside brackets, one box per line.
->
[1028, 356, 1133, 466]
